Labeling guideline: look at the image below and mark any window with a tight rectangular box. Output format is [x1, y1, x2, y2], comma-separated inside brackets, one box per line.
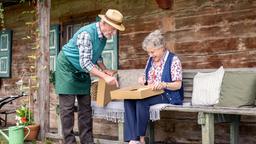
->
[0, 30, 12, 78]
[65, 23, 90, 43]
[101, 34, 118, 70]
[49, 25, 60, 71]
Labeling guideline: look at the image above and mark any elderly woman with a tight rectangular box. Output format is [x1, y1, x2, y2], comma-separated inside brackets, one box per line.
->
[124, 30, 184, 144]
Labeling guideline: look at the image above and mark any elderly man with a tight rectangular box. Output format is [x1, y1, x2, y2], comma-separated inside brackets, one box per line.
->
[55, 9, 125, 144]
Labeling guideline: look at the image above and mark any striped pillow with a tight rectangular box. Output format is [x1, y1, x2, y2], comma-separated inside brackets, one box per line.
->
[192, 66, 225, 106]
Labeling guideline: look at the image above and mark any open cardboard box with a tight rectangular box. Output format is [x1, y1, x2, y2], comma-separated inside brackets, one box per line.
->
[110, 85, 164, 100]
[96, 78, 118, 107]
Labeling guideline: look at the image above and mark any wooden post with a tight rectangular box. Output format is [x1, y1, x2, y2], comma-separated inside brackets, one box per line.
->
[37, 0, 51, 140]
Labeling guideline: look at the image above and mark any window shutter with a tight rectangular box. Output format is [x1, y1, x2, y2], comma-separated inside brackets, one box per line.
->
[0, 30, 12, 78]
[49, 25, 60, 71]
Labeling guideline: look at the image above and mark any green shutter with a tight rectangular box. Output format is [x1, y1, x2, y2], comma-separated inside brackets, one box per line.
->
[0, 30, 12, 78]
[49, 25, 60, 71]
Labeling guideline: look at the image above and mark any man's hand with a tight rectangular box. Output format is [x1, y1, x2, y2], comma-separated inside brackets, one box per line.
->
[104, 75, 119, 87]
[103, 69, 117, 76]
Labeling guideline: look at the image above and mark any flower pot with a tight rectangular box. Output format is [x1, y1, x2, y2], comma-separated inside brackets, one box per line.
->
[155, 0, 172, 9]
[24, 124, 40, 141]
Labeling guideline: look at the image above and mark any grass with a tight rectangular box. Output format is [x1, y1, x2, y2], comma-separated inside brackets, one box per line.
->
[0, 134, 8, 144]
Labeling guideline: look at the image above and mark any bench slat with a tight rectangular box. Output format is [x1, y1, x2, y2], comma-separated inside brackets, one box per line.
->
[164, 106, 256, 116]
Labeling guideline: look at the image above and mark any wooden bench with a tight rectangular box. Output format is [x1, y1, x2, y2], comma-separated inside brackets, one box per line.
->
[47, 68, 256, 144]
[117, 68, 256, 144]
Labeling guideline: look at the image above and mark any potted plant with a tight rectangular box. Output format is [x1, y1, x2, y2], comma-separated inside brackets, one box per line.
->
[16, 105, 40, 141]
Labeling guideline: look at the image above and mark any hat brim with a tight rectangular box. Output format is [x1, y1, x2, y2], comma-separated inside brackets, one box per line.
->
[98, 14, 125, 31]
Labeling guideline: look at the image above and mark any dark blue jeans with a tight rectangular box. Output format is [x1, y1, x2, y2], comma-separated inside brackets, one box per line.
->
[124, 95, 169, 141]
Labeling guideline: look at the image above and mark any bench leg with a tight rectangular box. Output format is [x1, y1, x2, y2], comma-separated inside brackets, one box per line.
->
[118, 122, 124, 143]
[198, 112, 214, 144]
[230, 115, 240, 144]
[148, 121, 154, 144]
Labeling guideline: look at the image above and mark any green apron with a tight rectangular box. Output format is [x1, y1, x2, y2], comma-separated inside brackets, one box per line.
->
[55, 51, 91, 95]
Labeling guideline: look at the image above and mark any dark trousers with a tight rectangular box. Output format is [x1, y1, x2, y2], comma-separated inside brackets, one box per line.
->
[124, 95, 169, 142]
[59, 94, 93, 144]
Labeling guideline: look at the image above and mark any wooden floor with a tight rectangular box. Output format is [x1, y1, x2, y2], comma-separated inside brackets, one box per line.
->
[94, 139, 128, 144]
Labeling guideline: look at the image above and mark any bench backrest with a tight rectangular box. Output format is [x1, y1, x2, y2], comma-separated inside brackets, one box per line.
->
[118, 68, 256, 102]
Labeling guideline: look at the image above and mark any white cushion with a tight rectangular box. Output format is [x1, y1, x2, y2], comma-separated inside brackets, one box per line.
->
[192, 66, 225, 106]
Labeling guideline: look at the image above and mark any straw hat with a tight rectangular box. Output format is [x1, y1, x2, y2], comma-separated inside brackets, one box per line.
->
[98, 9, 125, 31]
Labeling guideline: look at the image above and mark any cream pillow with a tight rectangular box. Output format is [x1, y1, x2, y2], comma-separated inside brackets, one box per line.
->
[192, 66, 225, 106]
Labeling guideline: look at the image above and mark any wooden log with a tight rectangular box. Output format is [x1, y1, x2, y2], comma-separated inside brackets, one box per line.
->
[37, 0, 51, 140]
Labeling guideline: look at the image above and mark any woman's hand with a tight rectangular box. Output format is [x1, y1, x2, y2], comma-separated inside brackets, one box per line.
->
[103, 69, 117, 76]
[151, 81, 182, 91]
[151, 82, 166, 90]
[104, 75, 119, 87]
[138, 76, 146, 85]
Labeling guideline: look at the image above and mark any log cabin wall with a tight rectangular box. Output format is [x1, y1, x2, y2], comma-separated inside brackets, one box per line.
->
[0, 3, 37, 125]
[0, 3, 35, 95]
[0, 0, 256, 143]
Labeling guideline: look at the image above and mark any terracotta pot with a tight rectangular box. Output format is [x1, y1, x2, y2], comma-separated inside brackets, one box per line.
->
[155, 0, 172, 9]
[24, 124, 40, 141]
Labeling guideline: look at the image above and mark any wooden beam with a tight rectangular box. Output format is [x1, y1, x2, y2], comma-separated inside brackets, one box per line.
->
[0, 0, 18, 2]
[37, 0, 51, 140]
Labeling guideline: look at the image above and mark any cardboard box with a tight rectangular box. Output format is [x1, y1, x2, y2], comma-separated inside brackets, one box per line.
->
[96, 78, 118, 107]
[110, 86, 164, 100]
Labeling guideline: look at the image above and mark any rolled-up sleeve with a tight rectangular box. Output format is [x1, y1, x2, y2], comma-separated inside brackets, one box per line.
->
[76, 32, 94, 72]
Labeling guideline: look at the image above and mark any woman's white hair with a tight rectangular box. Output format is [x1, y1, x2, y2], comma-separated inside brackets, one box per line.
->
[142, 29, 165, 51]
